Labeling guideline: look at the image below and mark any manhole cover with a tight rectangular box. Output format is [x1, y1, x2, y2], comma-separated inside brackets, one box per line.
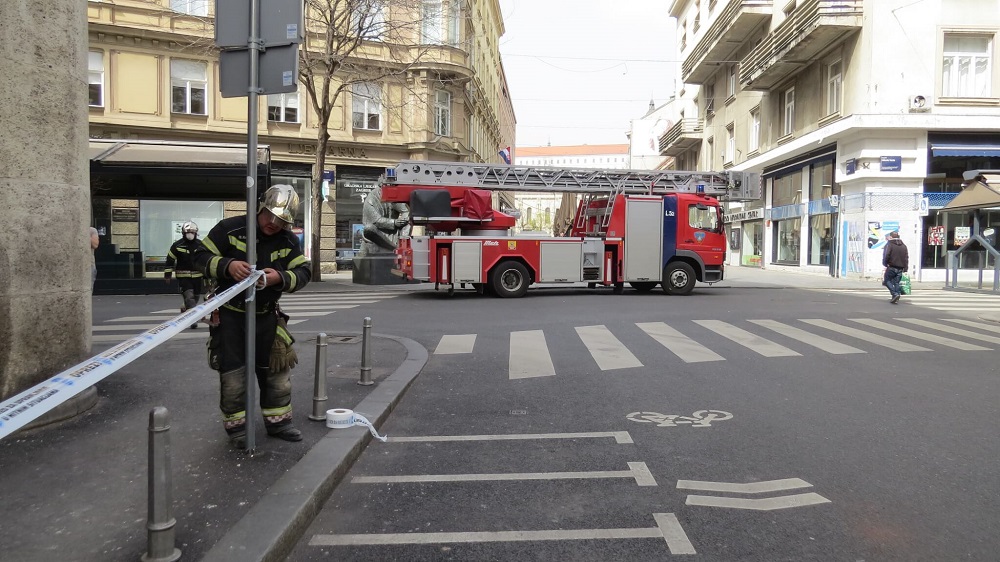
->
[329, 336, 361, 344]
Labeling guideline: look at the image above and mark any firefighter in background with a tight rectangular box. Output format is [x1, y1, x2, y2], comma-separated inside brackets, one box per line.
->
[193, 185, 311, 447]
[164, 221, 206, 328]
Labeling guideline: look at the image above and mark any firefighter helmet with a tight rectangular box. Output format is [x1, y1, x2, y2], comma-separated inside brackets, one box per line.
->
[181, 221, 199, 234]
[259, 184, 298, 225]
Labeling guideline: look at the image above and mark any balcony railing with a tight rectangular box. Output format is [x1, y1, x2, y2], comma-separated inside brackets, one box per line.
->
[659, 118, 705, 156]
[682, 0, 773, 84]
[740, 0, 862, 90]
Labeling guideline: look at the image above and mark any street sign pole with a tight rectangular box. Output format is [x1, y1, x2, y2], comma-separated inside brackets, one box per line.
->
[244, 0, 261, 453]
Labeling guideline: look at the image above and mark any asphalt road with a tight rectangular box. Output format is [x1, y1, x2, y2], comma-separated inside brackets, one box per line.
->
[264, 284, 1000, 562]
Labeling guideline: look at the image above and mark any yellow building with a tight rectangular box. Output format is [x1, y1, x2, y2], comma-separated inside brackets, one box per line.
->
[86, 0, 512, 280]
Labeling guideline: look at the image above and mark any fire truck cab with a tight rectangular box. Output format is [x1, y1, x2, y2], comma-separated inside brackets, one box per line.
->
[382, 161, 757, 298]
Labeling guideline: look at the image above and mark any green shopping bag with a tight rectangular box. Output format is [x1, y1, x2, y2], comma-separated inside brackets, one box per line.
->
[900, 272, 911, 295]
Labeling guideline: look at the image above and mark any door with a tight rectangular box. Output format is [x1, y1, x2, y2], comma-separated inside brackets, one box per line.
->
[623, 197, 664, 281]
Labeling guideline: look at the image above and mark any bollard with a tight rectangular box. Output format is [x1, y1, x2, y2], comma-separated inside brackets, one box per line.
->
[358, 317, 373, 386]
[309, 333, 329, 421]
[142, 407, 181, 562]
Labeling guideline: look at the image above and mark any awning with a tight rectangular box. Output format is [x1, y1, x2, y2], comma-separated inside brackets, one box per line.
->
[931, 144, 1000, 157]
[943, 175, 1000, 212]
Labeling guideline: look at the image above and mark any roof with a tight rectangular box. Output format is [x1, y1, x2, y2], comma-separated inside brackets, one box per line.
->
[515, 144, 629, 157]
[943, 173, 1000, 212]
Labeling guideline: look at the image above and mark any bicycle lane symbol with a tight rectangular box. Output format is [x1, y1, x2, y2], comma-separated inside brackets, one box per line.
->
[626, 410, 733, 428]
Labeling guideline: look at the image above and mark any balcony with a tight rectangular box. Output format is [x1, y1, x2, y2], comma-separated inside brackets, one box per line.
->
[682, 0, 773, 85]
[659, 118, 704, 157]
[740, 0, 863, 91]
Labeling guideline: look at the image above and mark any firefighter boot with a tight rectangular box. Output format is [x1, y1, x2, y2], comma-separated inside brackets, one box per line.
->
[267, 425, 302, 441]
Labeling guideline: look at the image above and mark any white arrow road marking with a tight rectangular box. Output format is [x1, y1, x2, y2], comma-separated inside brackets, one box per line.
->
[676, 478, 813, 494]
[387, 431, 633, 444]
[686, 492, 831, 510]
[850, 318, 991, 351]
[352, 461, 657, 486]
[309, 513, 695, 554]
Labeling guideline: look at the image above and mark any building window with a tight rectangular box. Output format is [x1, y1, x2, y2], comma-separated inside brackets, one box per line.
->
[170, 59, 207, 115]
[727, 65, 737, 98]
[352, 82, 382, 130]
[782, 86, 795, 136]
[434, 89, 451, 136]
[88, 51, 104, 107]
[170, 0, 208, 16]
[705, 82, 715, 114]
[942, 33, 993, 98]
[350, 0, 386, 40]
[268, 92, 299, 123]
[749, 107, 760, 152]
[422, 0, 460, 46]
[725, 124, 735, 164]
[826, 60, 842, 115]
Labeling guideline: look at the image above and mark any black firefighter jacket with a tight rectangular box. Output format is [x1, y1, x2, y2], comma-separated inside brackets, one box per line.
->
[165, 237, 205, 278]
[193, 215, 311, 313]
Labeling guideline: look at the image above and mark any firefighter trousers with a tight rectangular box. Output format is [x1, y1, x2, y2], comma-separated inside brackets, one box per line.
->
[213, 307, 292, 437]
[177, 276, 203, 311]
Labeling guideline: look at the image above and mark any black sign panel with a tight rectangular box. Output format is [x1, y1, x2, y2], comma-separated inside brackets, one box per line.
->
[112, 208, 138, 222]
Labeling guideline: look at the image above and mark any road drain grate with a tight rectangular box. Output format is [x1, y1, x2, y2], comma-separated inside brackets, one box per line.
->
[329, 336, 361, 344]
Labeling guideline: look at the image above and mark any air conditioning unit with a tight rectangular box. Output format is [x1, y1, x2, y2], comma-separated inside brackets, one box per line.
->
[908, 94, 931, 112]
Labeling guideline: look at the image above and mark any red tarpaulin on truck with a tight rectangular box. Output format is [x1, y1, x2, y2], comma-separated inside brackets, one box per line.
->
[452, 189, 494, 220]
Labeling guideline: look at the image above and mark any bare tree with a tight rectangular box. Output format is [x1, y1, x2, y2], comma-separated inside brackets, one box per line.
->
[300, 0, 449, 279]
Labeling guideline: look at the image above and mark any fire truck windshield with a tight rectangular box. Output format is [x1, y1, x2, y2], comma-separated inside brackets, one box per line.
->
[689, 204, 721, 233]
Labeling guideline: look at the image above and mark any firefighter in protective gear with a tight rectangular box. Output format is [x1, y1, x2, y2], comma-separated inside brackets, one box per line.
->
[193, 185, 311, 447]
[164, 221, 206, 328]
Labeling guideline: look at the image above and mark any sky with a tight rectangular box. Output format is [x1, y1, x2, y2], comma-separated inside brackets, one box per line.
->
[497, 0, 678, 149]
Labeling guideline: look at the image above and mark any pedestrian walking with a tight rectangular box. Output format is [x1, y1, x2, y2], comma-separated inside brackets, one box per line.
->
[882, 231, 908, 304]
[193, 185, 311, 447]
[89, 226, 99, 290]
[164, 221, 206, 328]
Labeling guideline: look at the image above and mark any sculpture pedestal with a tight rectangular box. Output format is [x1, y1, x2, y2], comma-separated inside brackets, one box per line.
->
[352, 256, 418, 285]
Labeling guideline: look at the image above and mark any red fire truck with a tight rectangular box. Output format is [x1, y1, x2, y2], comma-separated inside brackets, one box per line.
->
[383, 161, 758, 297]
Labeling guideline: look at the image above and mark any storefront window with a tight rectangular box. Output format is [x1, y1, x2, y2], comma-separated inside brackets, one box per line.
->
[772, 171, 802, 207]
[808, 214, 833, 265]
[809, 161, 833, 202]
[271, 174, 311, 257]
[335, 171, 382, 269]
[140, 200, 224, 272]
[773, 218, 801, 263]
[743, 221, 763, 266]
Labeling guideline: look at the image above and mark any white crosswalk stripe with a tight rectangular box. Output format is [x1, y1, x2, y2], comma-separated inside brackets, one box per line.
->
[432, 317, 998, 379]
[826, 288, 1000, 311]
[92, 291, 400, 345]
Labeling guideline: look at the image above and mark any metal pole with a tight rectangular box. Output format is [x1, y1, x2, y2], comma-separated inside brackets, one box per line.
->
[244, 0, 261, 452]
[948, 250, 957, 289]
[358, 317, 373, 386]
[309, 333, 329, 421]
[142, 407, 181, 562]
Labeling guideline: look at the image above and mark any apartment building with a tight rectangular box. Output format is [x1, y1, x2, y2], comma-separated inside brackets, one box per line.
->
[86, 0, 511, 278]
[666, 0, 1000, 280]
[513, 144, 630, 235]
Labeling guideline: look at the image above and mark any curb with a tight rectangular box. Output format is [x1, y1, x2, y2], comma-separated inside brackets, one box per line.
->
[201, 332, 428, 562]
[979, 314, 1000, 325]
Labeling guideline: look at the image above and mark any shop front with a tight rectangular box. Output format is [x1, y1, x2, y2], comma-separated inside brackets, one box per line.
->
[722, 207, 764, 268]
[333, 165, 385, 270]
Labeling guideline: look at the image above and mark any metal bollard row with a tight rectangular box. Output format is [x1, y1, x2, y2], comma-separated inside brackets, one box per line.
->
[358, 317, 373, 386]
[142, 407, 181, 562]
[309, 333, 329, 421]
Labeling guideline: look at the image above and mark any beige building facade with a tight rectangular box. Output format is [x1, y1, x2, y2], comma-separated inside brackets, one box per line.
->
[87, 0, 512, 280]
[667, 0, 1000, 281]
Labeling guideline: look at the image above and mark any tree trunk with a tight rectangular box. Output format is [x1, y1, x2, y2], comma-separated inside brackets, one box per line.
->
[310, 127, 330, 280]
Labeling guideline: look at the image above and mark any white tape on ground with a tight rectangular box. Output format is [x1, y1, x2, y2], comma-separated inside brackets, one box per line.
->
[326, 408, 387, 442]
[0, 272, 263, 441]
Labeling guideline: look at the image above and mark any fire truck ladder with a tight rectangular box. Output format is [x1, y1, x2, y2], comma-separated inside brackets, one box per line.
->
[382, 160, 760, 235]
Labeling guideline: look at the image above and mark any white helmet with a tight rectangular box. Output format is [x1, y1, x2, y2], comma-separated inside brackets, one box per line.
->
[259, 184, 299, 225]
[181, 221, 199, 234]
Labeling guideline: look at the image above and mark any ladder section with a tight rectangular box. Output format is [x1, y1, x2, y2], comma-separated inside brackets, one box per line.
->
[383, 160, 758, 199]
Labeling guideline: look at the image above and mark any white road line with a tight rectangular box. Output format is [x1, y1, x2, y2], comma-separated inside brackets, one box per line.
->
[575, 325, 643, 370]
[850, 318, 991, 351]
[92, 332, 207, 343]
[387, 431, 633, 444]
[278, 304, 363, 311]
[748, 320, 865, 355]
[693, 320, 801, 357]
[274, 311, 335, 317]
[799, 319, 930, 352]
[636, 321, 725, 363]
[352, 461, 657, 486]
[107, 316, 180, 323]
[686, 492, 831, 511]
[92, 324, 162, 332]
[310, 522, 671, 546]
[434, 334, 477, 354]
[509, 330, 556, 379]
[898, 318, 1000, 345]
[653, 513, 697, 555]
[676, 478, 812, 494]
[926, 306, 1000, 311]
[941, 318, 1000, 331]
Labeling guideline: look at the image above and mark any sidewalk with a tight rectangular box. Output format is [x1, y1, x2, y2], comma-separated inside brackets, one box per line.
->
[0, 291, 428, 562]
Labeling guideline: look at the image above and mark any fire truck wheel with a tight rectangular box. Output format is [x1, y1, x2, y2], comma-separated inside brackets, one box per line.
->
[662, 262, 696, 295]
[629, 282, 657, 293]
[491, 260, 529, 298]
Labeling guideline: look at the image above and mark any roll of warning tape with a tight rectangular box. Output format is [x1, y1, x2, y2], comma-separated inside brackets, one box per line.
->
[326, 408, 355, 429]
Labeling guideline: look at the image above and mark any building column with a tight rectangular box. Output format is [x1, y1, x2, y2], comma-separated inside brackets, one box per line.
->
[0, 1, 91, 399]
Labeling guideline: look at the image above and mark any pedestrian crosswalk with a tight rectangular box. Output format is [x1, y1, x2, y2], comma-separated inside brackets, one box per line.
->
[91, 291, 402, 343]
[432, 317, 998, 380]
[826, 288, 1000, 312]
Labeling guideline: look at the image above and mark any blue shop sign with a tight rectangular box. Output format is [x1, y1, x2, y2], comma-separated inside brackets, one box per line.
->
[845, 158, 856, 175]
[880, 156, 902, 172]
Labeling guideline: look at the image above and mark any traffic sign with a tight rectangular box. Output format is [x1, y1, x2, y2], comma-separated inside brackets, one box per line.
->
[219, 43, 299, 97]
[215, 0, 303, 48]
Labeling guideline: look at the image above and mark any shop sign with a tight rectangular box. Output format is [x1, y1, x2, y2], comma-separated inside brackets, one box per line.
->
[845, 158, 856, 175]
[287, 143, 369, 159]
[928, 225, 945, 246]
[722, 208, 764, 223]
[954, 226, 971, 245]
[336, 178, 378, 200]
[880, 156, 902, 172]
[112, 208, 138, 222]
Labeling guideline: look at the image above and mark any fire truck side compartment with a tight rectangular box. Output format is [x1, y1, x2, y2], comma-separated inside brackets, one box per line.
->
[539, 242, 584, 282]
[623, 197, 665, 282]
[452, 241, 482, 283]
